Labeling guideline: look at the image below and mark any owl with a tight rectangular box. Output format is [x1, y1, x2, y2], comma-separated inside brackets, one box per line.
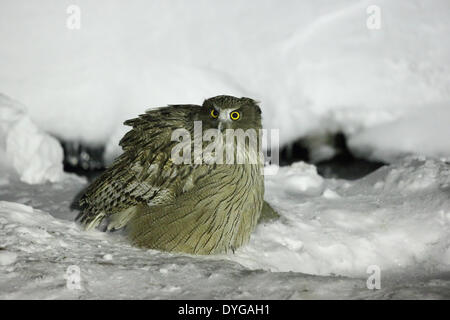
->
[78, 95, 278, 255]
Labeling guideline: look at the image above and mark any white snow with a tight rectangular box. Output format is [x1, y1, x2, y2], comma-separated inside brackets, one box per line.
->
[268, 162, 325, 196]
[0, 0, 449, 162]
[102, 254, 113, 261]
[1, 0, 450, 300]
[0, 94, 66, 184]
[348, 105, 450, 163]
[0, 250, 17, 266]
[233, 157, 450, 277]
[1, 156, 450, 299]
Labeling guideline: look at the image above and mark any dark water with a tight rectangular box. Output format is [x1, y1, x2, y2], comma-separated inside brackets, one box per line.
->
[279, 132, 384, 180]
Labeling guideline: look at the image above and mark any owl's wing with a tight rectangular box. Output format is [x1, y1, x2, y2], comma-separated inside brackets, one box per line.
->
[78, 104, 203, 230]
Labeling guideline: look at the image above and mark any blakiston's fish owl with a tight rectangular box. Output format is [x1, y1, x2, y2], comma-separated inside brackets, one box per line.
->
[78, 95, 277, 255]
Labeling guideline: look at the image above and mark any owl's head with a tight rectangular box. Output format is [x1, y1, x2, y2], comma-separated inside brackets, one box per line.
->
[198, 95, 262, 131]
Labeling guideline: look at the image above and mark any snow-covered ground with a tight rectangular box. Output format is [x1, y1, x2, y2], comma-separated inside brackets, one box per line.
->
[0, 94, 66, 184]
[1, 96, 450, 299]
[1, 0, 450, 299]
[1, 156, 450, 299]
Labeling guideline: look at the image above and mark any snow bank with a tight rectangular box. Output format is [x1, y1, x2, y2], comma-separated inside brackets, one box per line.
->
[0, 200, 370, 299]
[2, 157, 450, 288]
[348, 105, 450, 163]
[0, 94, 65, 184]
[270, 162, 325, 196]
[1, 157, 450, 298]
[1, 0, 449, 162]
[232, 158, 450, 277]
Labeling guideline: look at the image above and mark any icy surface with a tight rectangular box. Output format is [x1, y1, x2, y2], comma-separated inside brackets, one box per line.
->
[0, 94, 66, 184]
[1, 158, 450, 299]
[0, 0, 449, 162]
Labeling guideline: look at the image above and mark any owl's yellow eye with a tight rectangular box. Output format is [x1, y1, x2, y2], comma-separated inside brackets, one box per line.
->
[210, 109, 219, 118]
[230, 111, 240, 121]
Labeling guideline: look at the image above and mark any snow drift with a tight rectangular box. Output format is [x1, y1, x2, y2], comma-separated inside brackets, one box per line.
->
[234, 158, 450, 277]
[0, 0, 449, 162]
[0, 94, 65, 184]
[1, 0, 450, 300]
[1, 156, 450, 298]
[348, 105, 450, 163]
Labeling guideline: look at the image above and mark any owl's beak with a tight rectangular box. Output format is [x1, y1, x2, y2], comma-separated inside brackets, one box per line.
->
[218, 111, 232, 132]
[217, 121, 228, 132]
[218, 112, 231, 123]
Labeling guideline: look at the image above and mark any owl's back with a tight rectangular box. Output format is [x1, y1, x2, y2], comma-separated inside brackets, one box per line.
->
[78, 105, 201, 229]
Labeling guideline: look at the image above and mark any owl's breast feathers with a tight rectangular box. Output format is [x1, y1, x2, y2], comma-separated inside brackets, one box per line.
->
[128, 162, 263, 254]
[78, 103, 264, 254]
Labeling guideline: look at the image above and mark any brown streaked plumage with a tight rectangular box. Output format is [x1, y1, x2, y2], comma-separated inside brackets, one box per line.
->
[78, 95, 272, 254]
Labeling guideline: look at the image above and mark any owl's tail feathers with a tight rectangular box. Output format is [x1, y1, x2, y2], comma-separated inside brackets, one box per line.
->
[76, 210, 106, 231]
[76, 194, 104, 230]
[77, 206, 140, 232]
[105, 206, 139, 231]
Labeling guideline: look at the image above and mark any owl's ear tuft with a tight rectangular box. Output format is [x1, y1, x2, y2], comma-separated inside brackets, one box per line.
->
[201, 98, 212, 108]
[241, 97, 262, 115]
